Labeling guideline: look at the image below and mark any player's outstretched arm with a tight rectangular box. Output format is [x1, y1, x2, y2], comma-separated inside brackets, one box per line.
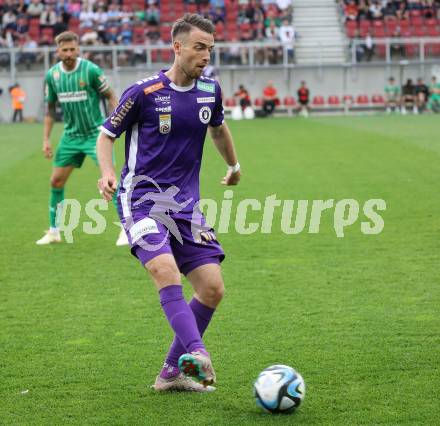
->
[97, 132, 117, 201]
[209, 122, 241, 186]
[42, 102, 56, 159]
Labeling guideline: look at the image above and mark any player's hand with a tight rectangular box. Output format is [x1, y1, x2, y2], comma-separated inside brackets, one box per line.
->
[98, 174, 117, 201]
[43, 140, 52, 159]
[221, 170, 241, 186]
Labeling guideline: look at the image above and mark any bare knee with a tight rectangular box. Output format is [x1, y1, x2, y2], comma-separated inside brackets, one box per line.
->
[50, 175, 66, 188]
[145, 255, 181, 288]
[199, 280, 225, 307]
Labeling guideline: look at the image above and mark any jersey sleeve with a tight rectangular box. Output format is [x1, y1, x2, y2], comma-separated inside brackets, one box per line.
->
[209, 81, 224, 127]
[101, 84, 142, 138]
[44, 72, 57, 103]
[90, 63, 110, 94]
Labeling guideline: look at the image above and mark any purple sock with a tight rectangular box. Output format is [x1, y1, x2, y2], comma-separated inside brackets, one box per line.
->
[159, 285, 205, 361]
[163, 297, 215, 373]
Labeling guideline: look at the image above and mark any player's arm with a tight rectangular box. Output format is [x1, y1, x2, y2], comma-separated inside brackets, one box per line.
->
[101, 87, 118, 112]
[97, 131, 117, 201]
[43, 102, 56, 159]
[209, 122, 241, 186]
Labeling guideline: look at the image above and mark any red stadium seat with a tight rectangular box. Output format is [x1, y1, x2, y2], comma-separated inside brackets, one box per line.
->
[356, 95, 369, 105]
[312, 96, 325, 106]
[161, 49, 173, 63]
[186, 4, 198, 13]
[160, 26, 172, 42]
[283, 96, 296, 107]
[372, 94, 385, 104]
[343, 95, 354, 104]
[411, 16, 424, 28]
[41, 27, 54, 42]
[413, 27, 427, 37]
[328, 95, 340, 106]
[410, 10, 422, 18]
[425, 18, 438, 29]
[399, 19, 411, 32]
[345, 22, 358, 38]
[225, 98, 237, 107]
[254, 98, 264, 107]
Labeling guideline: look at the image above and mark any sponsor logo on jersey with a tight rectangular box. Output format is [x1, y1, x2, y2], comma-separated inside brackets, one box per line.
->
[110, 97, 135, 127]
[136, 74, 160, 85]
[197, 96, 216, 103]
[129, 217, 159, 242]
[199, 106, 211, 124]
[197, 81, 215, 93]
[155, 106, 172, 113]
[154, 94, 171, 104]
[144, 82, 164, 95]
[58, 91, 88, 103]
[159, 114, 171, 134]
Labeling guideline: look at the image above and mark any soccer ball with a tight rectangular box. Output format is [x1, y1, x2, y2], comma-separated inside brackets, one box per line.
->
[254, 365, 305, 414]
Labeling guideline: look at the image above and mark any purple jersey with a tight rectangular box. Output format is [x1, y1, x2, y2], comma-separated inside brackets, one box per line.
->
[101, 70, 224, 216]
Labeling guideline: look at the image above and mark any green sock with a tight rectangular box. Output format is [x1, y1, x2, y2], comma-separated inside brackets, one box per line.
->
[49, 187, 64, 228]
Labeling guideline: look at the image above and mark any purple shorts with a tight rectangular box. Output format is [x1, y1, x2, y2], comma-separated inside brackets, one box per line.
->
[119, 208, 225, 276]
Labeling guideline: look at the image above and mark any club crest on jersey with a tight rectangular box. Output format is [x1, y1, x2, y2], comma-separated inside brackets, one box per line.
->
[159, 114, 171, 134]
[144, 82, 164, 95]
[53, 70, 60, 81]
[199, 106, 211, 124]
[197, 81, 215, 93]
[79, 80, 86, 88]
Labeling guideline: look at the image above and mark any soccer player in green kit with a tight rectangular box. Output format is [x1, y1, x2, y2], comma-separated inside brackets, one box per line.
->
[36, 31, 127, 245]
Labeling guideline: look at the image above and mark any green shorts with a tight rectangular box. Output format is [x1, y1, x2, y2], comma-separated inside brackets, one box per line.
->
[54, 133, 98, 168]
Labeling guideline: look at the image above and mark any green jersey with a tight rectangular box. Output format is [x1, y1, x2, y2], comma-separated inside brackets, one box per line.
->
[385, 84, 400, 98]
[45, 58, 110, 138]
[429, 82, 440, 100]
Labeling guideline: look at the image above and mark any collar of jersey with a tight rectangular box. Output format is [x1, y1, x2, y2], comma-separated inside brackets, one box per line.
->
[59, 58, 82, 74]
[161, 69, 195, 92]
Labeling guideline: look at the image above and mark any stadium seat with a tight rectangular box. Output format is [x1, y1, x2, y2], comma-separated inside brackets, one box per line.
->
[343, 95, 354, 104]
[160, 26, 172, 42]
[186, 4, 198, 13]
[411, 16, 425, 28]
[356, 95, 369, 105]
[425, 18, 438, 29]
[345, 21, 357, 38]
[372, 94, 385, 105]
[254, 98, 264, 107]
[328, 96, 340, 106]
[283, 96, 296, 107]
[312, 96, 325, 106]
[224, 98, 236, 107]
[161, 50, 173, 63]
[399, 20, 411, 32]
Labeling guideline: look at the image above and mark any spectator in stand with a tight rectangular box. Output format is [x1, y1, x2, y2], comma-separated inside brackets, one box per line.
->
[234, 84, 251, 111]
[384, 76, 400, 113]
[16, 17, 29, 36]
[19, 34, 38, 69]
[40, 4, 57, 30]
[2, 10, 17, 31]
[415, 77, 429, 112]
[53, 15, 68, 38]
[369, 1, 383, 19]
[265, 21, 282, 64]
[27, 0, 44, 18]
[15, 0, 28, 16]
[210, 7, 225, 24]
[345, 0, 359, 20]
[67, 1, 82, 19]
[279, 18, 295, 62]
[79, 6, 96, 29]
[107, 3, 122, 25]
[364, 31, 374, 61]
[297, 81, 310, 117]
[145, 3, 160, 25]
[262, 80, 279, 116]
[401, 78, 417, 114]
[9, 83, 26, 122]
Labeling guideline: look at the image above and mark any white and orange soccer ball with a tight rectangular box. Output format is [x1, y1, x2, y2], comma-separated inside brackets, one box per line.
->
[254, 364, 305, 414]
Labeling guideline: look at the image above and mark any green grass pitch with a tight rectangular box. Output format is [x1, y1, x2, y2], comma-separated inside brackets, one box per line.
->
[1, 116, 439, 425]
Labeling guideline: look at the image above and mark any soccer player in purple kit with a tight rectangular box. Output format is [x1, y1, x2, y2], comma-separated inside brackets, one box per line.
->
[97, 14, 241, 392]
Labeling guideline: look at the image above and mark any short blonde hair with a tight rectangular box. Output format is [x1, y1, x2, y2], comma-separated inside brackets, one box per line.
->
[55, 31, 79, 46]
